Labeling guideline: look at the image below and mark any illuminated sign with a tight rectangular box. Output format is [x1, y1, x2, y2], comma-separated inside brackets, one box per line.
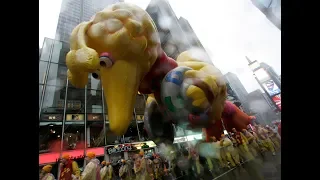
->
[173, 137, 187, 143]
[106, 144, 132, 155]
[41, 114, 63, 121]
[272, 94, 281, 110]
[262, 80, 281, 96]
[136, 115, 144, 121]
[88, 114, 102, 121]
[173, 134, 202, 143]
[66, 114, 84, 121]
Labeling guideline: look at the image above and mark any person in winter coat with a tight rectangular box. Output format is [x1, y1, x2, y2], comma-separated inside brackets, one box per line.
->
[59, 154, 81, 180]
[81, 152, 101, 180]
[242, 129, 259, 157]
[40, 165, 55, 180]
[152, 154, 163, 180]
[134, 151, 153, 180]
[101, 161, 113, 180]
[232, 128, 254, 161]
[220, 134, 239, 167]
[119, 159, 132, 180]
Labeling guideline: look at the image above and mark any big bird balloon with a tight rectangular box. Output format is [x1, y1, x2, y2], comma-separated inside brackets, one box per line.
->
[65, 2, 255, 144]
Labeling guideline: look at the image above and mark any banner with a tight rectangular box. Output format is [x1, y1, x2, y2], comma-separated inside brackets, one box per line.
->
[41, 114, 63, 121]
[66, 114, 84, 121]
[272, 94, 281, 110]
[88, 114, 102, 121]
[262, 79, 281, 96]
[106, 144, 132, 155]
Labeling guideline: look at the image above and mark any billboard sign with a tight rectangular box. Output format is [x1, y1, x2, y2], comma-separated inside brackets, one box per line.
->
[262, 79, 281, 96]
[88, 114, 102, 121]
[272, 94, 281, 110]
[66, 114, 84, 121]
[106, 144, 132, 155]
[41, 114, 63, 121]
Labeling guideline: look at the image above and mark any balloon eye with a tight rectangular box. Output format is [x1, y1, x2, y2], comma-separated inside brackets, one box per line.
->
[99, 52, 114, 68]
[92, 70, 100, 79]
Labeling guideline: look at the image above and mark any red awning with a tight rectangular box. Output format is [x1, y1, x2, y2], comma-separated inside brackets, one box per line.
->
[39, 147, 104, 165]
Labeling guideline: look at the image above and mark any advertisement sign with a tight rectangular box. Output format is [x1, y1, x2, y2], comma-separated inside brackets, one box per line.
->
[262, 79, 281, 96]
[41, 114, 63, 121]
[272, 94, 281, 110]
[136, 115, 144, 121]
[66, 114, 84, 121]
[88, 114, 102, 121]
[106, 144, 132, 155]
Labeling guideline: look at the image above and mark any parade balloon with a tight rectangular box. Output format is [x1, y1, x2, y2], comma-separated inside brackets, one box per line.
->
[65, 1, 253, 145]
[161, 66, 210, 127]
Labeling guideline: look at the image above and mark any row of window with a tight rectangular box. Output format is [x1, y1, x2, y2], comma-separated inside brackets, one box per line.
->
[39, 62, 101, 89]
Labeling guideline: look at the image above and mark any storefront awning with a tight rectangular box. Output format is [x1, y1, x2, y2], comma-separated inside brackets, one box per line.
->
[39, 147, 104, 165]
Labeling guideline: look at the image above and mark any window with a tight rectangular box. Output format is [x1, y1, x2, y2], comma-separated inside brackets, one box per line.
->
[41, 85, 66, 113]
[87, 89, 102, 113]
[135, 95, 145, 115]
[40, 38, 54, 61]
[39, 61, 48, 84]
[47, 63, 68, 87]
[62, 124, 85, 151]
[66, 87, 85, 114]
[88, 74, 101, 90]
[89, 124, 105, 147]
[39, 85, 43, 107]
[51, 40, 65, 64]
[124, 120, 142, 143]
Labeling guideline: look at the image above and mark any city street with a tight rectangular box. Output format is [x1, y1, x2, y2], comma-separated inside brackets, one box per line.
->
[214, 151, 281, 180]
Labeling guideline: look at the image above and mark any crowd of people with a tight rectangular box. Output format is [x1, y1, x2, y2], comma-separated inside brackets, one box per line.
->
[39, 123, 281, 180]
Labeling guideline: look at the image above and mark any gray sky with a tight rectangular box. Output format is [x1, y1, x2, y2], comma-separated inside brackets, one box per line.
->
[39, 0, 281, 93]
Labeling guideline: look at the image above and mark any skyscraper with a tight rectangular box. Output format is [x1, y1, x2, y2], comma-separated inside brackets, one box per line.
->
[247, 57, 281, 111]
[250, 0, 281, 30]
[245, 89, 278, 125]
[260, 62, 281, 89]
[146, 0, 211, 61]
[224, 72, 248, 107]
[55, 0, 121, 43]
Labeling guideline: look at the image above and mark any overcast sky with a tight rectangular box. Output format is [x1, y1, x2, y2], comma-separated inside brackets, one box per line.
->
[39, 0, 281, 93]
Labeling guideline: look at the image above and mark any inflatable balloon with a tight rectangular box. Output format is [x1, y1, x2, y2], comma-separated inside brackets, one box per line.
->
[65, 2, 253, 144]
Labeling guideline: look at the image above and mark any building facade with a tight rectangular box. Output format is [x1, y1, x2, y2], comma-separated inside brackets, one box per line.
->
[55, 0, 121, 43]
[247, 57, 281, 112]
[146, 0, 211, 63]
[224, 72, 249, 112]
[250, 0, 281, 30]
[244, 89, 279, 125]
